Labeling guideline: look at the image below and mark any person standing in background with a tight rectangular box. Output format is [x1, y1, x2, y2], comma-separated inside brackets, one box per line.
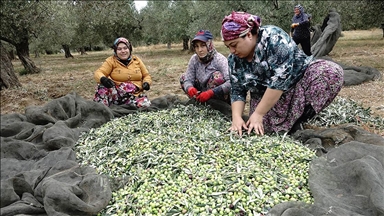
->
[290, 4, 312, 56]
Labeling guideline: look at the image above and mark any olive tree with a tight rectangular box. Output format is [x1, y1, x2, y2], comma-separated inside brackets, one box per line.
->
[140, 1, 176, 47]
[80, 0, 142, 49]
[0, 1, 52, 74]
[1, 41, 21, 89]
[138, 0, 382, 48]
[28, 1, 140, 58]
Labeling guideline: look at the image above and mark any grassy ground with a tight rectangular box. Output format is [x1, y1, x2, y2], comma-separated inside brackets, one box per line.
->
[1, 29, 383, 133]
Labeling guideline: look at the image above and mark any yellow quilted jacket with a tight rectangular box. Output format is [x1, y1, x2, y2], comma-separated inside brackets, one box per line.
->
[94, 55, 152, 95]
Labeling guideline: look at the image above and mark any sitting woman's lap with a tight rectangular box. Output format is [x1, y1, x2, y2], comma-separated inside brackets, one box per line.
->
[94, 82, 150, 107]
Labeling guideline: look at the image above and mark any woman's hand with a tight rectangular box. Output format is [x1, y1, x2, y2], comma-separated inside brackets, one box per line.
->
[142, 82, 150, 90]
[246, 112, 264, 135]
[100, 77, 115, 88]
[248, 88, 283, 136]
[229, 116, 248, 136]
[229, 101, 247, 136]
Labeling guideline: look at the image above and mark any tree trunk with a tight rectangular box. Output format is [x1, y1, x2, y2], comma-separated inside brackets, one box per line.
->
[381, 23, 384, 38]
[1, 42, 22, 90]
[189, 40, 194, 52]
[15, 39, 41, 74]
[79, 46, 87, 55]
[62, 44, 74, 58]
[8, 50, 16, 60]
[167, 42, 171, 49]
[34, 50, 40, 58]
[182, 37, 189, 50]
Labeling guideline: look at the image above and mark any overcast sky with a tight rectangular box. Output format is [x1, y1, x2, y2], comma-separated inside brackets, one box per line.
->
[134, 1, 148, 11]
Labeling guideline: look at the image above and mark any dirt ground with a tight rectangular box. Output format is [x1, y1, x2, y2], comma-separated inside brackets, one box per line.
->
[1, 29, 383, 124]
[331, 30, 384, 119]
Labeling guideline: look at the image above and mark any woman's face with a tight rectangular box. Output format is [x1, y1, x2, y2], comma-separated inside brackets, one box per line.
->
[116, 43, 130, 60]
[194, 41, 208, 58]
[224, 32, 255, 61]
[294, 8, 301, 16]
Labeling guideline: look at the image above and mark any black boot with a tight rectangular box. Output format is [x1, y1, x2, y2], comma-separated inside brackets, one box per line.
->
[288, 104, 316, 135]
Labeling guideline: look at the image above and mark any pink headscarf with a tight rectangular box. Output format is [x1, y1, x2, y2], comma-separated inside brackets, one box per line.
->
[221, 11, 262, 41]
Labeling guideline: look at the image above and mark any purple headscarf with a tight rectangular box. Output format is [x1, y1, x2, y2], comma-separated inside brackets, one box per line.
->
[221, 11, 261, 41]
[292, 4, 307, 23]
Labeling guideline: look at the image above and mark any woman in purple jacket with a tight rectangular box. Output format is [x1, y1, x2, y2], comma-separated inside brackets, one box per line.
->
[180, 30, 231, 103]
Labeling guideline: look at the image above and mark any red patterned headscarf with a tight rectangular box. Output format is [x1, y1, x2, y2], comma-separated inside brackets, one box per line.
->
[221, 11, 261, 41]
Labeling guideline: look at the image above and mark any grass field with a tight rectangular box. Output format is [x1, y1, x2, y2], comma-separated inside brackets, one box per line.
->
[2, 29, 383, 126]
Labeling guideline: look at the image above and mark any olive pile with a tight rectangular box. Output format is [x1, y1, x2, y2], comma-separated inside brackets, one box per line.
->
[76, 104, 316, 215]
[308, 97, 384, 129]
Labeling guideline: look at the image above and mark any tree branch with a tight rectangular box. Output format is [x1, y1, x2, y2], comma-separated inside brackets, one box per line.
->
[0, 37, 15, 47]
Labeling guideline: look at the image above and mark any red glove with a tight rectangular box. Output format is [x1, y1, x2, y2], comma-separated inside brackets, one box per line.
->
[196, 90, 214, 102]
[187, 87, 198, 98]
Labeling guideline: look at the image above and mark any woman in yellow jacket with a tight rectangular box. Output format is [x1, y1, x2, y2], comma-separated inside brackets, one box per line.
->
[93, 37, 152, 107]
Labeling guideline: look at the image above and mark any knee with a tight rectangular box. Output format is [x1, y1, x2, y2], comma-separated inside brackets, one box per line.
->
[179, 73, 186, 88]
[207, 71, 225, 88]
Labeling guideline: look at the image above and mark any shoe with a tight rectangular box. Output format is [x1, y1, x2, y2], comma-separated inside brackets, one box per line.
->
[288, 122, 304, 135]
